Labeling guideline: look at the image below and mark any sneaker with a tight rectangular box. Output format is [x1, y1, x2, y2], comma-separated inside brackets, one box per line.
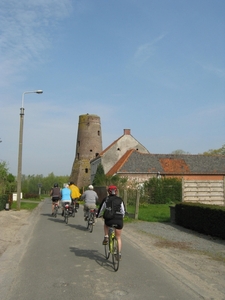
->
[102, 237, 109, 245]
[115, 253, 121, 261]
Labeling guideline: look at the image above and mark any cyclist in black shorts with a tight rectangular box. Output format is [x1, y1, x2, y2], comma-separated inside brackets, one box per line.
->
[50, 183, 61, 215]
[97, 185, 125, 258]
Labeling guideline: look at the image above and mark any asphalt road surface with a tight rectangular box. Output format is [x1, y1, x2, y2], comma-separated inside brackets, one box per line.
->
[3, 199, 210, 300]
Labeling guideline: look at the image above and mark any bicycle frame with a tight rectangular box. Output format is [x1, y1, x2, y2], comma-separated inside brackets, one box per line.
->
[86, 208, 96, 233]
[104, 226, 120, 271]
[63, 202, 73, 224]
[53, 203, 59, 218]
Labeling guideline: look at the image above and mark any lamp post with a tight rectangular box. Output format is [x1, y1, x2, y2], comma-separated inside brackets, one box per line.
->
[17, 90, 43, 210]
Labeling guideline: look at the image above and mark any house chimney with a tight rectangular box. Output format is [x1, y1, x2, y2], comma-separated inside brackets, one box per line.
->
[124, 129, 131, 135]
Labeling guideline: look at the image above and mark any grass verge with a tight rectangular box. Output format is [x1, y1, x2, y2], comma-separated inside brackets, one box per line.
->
[126, 204, 171, 222]
[11, 201, 40, 210]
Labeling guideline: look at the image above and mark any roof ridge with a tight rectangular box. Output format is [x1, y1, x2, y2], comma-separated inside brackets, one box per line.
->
[106, 149, 135, 176]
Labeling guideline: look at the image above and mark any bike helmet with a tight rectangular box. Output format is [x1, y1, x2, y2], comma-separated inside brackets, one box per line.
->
[108, 185, 117, 195]
[54, 183, 58, 187]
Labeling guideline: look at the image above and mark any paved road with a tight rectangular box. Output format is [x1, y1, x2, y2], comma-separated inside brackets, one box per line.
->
[4, 199, 204, 300]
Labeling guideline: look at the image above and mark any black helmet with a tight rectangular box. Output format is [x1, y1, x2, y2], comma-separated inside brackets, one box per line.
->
[54, 183, 58, 187]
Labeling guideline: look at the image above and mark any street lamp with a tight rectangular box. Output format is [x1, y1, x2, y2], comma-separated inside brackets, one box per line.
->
[17, 90, 43, 210]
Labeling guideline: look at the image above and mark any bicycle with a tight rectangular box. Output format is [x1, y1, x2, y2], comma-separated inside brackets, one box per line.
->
[104, 226, 120, 271]
[63, 202, 73, 224]
[86, 208, 96, 233]
[71, 199, 79, 217]
[52, 202, 59, 218]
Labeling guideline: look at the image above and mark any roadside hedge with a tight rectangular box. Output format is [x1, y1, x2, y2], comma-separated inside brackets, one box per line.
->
[0, 194, 8, 211]
[175, 202, 225, 239]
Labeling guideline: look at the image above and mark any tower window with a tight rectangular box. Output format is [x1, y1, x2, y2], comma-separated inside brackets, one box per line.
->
[85, 168, 88, 173]
[90, 149, 92, 152]
[98, 130, 100, 136]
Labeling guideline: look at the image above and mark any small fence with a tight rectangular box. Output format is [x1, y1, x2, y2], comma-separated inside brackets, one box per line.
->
[182, 179, 225, 206]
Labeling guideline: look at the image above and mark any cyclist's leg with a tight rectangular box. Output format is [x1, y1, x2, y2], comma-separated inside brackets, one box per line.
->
[61, 201, 65, 216]
[52, 201, 54, 214]
[115, 229, 122, 253]
[88, 204, 96, 223]
[83, 204, 88, 219]
[74, 198, 78, 212]
[102, 222, 109, 245]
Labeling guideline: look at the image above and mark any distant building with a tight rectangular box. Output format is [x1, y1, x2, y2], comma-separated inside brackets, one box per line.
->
[70, 114, 102, 188]
[90, 129, 149, 182]
[106, 150, 225, 183]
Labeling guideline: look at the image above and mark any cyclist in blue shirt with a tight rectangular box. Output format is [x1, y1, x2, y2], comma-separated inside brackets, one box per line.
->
[61, 183, 72, 216]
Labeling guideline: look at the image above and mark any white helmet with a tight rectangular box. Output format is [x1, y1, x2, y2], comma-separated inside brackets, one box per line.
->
[88, 185, 94, 190]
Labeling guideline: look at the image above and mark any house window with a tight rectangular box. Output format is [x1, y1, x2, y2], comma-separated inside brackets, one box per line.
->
[117, 148, 120, 151]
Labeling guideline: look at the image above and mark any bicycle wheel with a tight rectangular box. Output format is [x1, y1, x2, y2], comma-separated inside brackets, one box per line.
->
[54, 206, 58, 218]
[112, 237, 120, 271]
[64, 211, 68, 224]
[104, 243, 110, 259]
[72, 206, 75, 218]
[88, 215, 93, 233]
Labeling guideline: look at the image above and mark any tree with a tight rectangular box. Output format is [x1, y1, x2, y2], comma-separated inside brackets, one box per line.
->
[203, 144, 225, 156]
[0, 161, 8, 194]
[92, 164, 128, 190]
[92, 164, 105, 186]
[0, 161, 16, 194]
[21, 173, 69, 195]
[171, 149, 190, 154]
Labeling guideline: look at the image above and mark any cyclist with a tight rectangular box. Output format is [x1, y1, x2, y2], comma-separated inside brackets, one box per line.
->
[61, 183, 72, 216]
[50, 183, 61, 216]
[68, 181, 81, 212]
[81, 185, 98, 223]
[97, 185, 125, 259]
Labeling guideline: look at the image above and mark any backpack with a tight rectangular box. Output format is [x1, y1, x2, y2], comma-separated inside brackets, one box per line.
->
[52, 187, 60, 198]
[103, 196, 122, 220]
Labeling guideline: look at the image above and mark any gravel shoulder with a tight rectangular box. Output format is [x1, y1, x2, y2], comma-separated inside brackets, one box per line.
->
[1, 208, 225, 299]
[123, 221, 225, 299]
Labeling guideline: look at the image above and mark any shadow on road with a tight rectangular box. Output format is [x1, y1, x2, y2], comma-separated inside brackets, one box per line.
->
[67, 223, 88, 231]
[70, 246, 115, 272]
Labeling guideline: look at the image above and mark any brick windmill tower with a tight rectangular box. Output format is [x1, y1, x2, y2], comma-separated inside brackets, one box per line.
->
[70, 114, 102, 189]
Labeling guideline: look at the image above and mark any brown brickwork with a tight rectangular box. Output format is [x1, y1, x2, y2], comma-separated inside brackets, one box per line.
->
[70, 114, 102, 189]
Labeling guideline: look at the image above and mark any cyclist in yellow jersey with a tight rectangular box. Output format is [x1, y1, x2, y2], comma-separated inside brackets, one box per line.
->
[68, 181, 81, 211]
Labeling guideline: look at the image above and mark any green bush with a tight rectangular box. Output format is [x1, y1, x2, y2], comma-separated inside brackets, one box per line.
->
[144, 177, 182, 204]
[175, 202, 225, 239]
[0, 194, 8, 211]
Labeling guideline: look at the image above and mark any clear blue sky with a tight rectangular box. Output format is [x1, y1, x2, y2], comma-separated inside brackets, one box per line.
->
[1, 0, 225, 176]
